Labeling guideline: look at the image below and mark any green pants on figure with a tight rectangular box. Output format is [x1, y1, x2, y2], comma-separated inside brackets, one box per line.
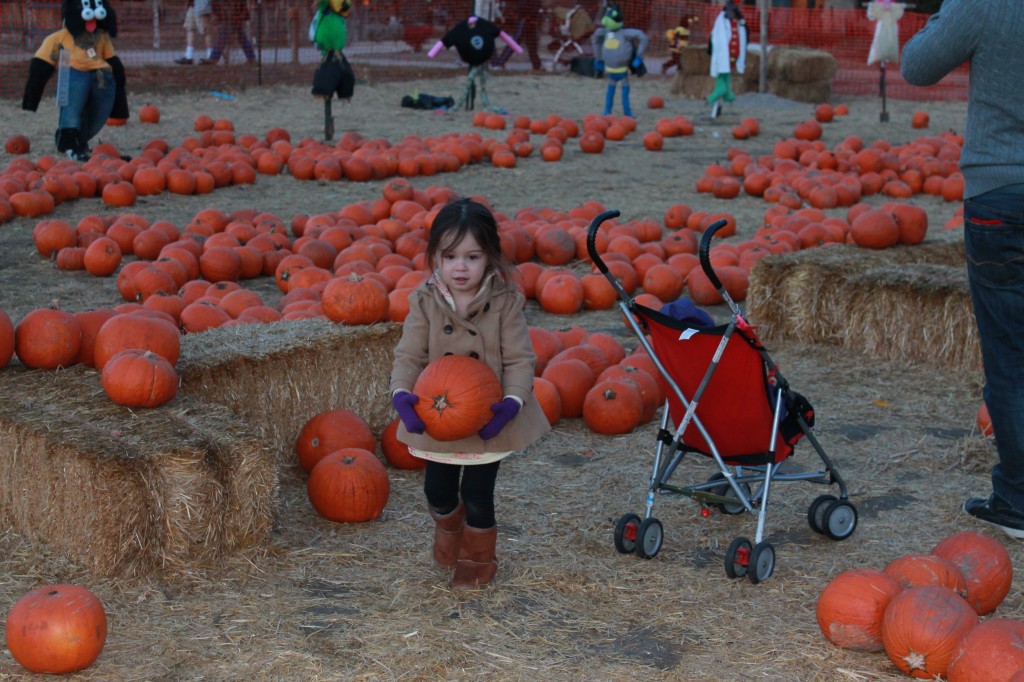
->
[707, 73, 736, 105]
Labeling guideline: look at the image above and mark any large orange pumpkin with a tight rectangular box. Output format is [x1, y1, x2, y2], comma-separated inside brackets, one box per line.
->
[881, 585, 978, 679]
[884, 553, 967, 596]
[101, 349, 179, 408]
[931, 530, 1013, 616]
[0, 307, 14, 368]
[413, 355, 503, 441]
[295, 409, 377, 473]
[947, 618, 1024, 682]
[5, 584, 107, 674]
[816, 568, 902, 652]
[380, 418, 426, 470]
[93, 313, 181, 370]
[582, 379, 643, 435]
[14, 307, 82, 369]
[321, 272, 390, 325]
[307, 448, 390, 522]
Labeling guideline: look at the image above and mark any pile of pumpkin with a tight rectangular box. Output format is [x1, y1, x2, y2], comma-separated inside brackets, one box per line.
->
[817, 529, 1022, 680]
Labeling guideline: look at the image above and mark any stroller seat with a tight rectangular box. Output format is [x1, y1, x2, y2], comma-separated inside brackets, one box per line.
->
[550, 5, 595, 68]
[586, 210, 858, 584]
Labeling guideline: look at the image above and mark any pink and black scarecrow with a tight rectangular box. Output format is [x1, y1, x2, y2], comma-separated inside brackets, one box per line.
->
[22, 0, 128, 161]
[428, 15, 522, 112]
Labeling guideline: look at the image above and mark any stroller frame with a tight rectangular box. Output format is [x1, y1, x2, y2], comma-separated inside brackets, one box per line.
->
[587, 211, 857, 583]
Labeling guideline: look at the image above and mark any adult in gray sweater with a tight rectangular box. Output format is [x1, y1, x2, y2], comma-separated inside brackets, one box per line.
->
[902, 0, 1024, 539]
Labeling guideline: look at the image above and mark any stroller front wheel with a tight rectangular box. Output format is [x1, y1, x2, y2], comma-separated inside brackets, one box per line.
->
[748, 542, 776, 584]
[823, 500, 858, 541]
[635, 517, 664, 559]
[807, 494, 839, 534]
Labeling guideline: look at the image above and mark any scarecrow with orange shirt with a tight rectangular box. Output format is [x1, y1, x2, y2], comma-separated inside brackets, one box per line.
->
[707, 0, 747, 119]
[22, 0, 129, 161]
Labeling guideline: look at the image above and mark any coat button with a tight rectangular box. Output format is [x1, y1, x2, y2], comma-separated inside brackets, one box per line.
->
[469, 351, 480, 359]
[443, 325, 454, 334]
[468, 330, 477, 336]
[483, 303, 490, 312]
[444, 351, 453, 356]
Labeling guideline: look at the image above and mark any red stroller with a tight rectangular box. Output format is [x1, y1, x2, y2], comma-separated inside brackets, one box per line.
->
[588, 212, 858, 583]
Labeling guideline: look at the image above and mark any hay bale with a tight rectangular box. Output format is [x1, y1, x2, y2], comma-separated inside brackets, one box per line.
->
[178, 319, 402, 469]
[771, 46, 837, 84]
[840, 264, 980, 372]
[0, 366, 276, 578]
[768, 79, 833, 105]
[746, 239, 979, 374]
[680, 45, 710, 76]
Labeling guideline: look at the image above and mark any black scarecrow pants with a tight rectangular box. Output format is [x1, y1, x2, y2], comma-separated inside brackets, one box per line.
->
[312, 50, 354, 99]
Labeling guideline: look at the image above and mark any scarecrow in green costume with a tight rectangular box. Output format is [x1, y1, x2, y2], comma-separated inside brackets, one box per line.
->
[311, 0, 354, 140]
[707, 0, 746, 119]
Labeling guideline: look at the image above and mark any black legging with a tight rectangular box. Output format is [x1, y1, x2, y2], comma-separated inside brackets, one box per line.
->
[424, 460, 501, 528]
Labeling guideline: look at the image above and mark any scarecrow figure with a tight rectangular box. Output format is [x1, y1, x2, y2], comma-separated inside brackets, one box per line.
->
[591, 3, 648, 118]
[707, 0, 746, 119]
[867, 0, 905, 123]
[22, 0, 128, 161]
[311, 0, 355, 140]
[428, 15, 523, 112]
[663, 14, 698, 75]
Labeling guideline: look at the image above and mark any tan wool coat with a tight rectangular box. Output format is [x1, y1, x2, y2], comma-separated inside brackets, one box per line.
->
[389, 276, 551, 455]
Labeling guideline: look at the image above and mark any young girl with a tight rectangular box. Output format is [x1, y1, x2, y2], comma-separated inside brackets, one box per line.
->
[390, 198, 550, 590]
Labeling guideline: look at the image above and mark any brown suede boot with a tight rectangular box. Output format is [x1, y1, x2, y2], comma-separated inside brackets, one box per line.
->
[429, 503, 464, 568]
[451, 525, 498, 590]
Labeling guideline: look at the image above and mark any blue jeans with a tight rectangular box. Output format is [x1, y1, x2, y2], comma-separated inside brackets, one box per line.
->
[209, 20, 256, 62]
[58, 68, 116, 144]
[964, 189, 1024, 513]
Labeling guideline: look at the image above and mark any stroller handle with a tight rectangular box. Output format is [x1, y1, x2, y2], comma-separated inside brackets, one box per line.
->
[698, 219, 730, 292]
[586, 209, 621, 275]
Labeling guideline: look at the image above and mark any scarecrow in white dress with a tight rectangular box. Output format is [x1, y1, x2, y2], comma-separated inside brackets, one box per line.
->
[867, 0, 905, 122]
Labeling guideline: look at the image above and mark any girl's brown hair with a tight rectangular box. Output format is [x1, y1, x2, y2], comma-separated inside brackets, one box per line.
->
[425, 198, 516, 282]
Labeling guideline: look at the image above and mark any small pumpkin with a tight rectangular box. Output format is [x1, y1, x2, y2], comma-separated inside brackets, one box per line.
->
[412, 355, 503, 441]
[881, 585, 978, 679]
[582, 379, 643, 435]
[0, 307, 14, 368]
[931, 530, 1013, 616]
[14, 306, 82, 369]
[307, 448, 390, 522]
[4, 584, 107, 674]
[101, 349, 178, 408]
[380, 418, 426, 470]
[816, 568, 902, 652]
[296, 409, 377, 473]
[93, 313, 181, 370]
[321, 272, 390, 325]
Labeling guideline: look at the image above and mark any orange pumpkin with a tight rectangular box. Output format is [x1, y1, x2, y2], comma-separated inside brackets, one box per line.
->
[380, 418, 426, 470]
[307, 448, 390, 522]
[4, 134, 30, 154]
[881, 585, 978, 679]
[93, 313, 181, 370]
[321, 272, 389, 325]
[413, 355, 503, 441]
[532, 376, 561, 426]
[14, 307, 82, 369]
[947, 618, 1024, 682]
[582, 379, 643, 435]
[977, 401, 993, 437]
[884, 553, 967, 596]
[4, 584, 107, 674]
[849, 208, 900, 249]
[0, 307, 14, 368]
[816, 568, 902, 652]
[541, 357, 595, 419]
[931, 530, 1013, 616]
[101, 349, 178, 408]
[296, 409, 377, 473]
[83, 237, 123, 277]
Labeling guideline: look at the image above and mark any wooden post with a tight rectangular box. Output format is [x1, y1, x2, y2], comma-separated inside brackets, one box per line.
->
[152, 0, 161, 49]
[759, 0, 768, 93]
[288, 2, 299, 64]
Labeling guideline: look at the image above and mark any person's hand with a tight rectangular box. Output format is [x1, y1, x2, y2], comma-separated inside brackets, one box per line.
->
[479, 397, 521, 440]
[631, 56, 642, 70]
[594, 59, 605, 73]
[392, 391, 426, 434]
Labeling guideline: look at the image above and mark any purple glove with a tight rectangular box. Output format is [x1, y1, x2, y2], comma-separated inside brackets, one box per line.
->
[479, 397, 521, 441]
[392, 391, 426, 434]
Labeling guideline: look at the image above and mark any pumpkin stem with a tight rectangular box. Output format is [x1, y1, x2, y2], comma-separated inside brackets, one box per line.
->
[430, 391, 452, 415]
[901, 650, 927, 672]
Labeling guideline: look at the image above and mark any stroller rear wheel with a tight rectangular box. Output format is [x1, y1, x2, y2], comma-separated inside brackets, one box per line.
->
[724, 536, 751, 579]
[822, 500, 858, 541]
[807, 494, 839, 534]
[707, 473, 751, 515]
[613, 513, 641, 554]
[635, 517, 664, 559]
[748, 542, 776, 584]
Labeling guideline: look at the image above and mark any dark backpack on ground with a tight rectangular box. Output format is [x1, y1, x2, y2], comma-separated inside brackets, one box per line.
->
[401, 93, 455, 110]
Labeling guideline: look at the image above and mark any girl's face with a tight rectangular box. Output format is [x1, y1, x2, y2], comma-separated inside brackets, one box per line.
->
[438, 231, 488, 297]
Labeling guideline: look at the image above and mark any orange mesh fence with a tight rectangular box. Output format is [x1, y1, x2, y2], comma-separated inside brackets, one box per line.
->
[0, 0, 966, 101]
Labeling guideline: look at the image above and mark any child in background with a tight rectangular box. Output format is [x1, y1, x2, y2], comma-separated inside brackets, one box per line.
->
[175, 0, 214, 65]
[390, 199, 550, 590]
[662, 14, 697, 75]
